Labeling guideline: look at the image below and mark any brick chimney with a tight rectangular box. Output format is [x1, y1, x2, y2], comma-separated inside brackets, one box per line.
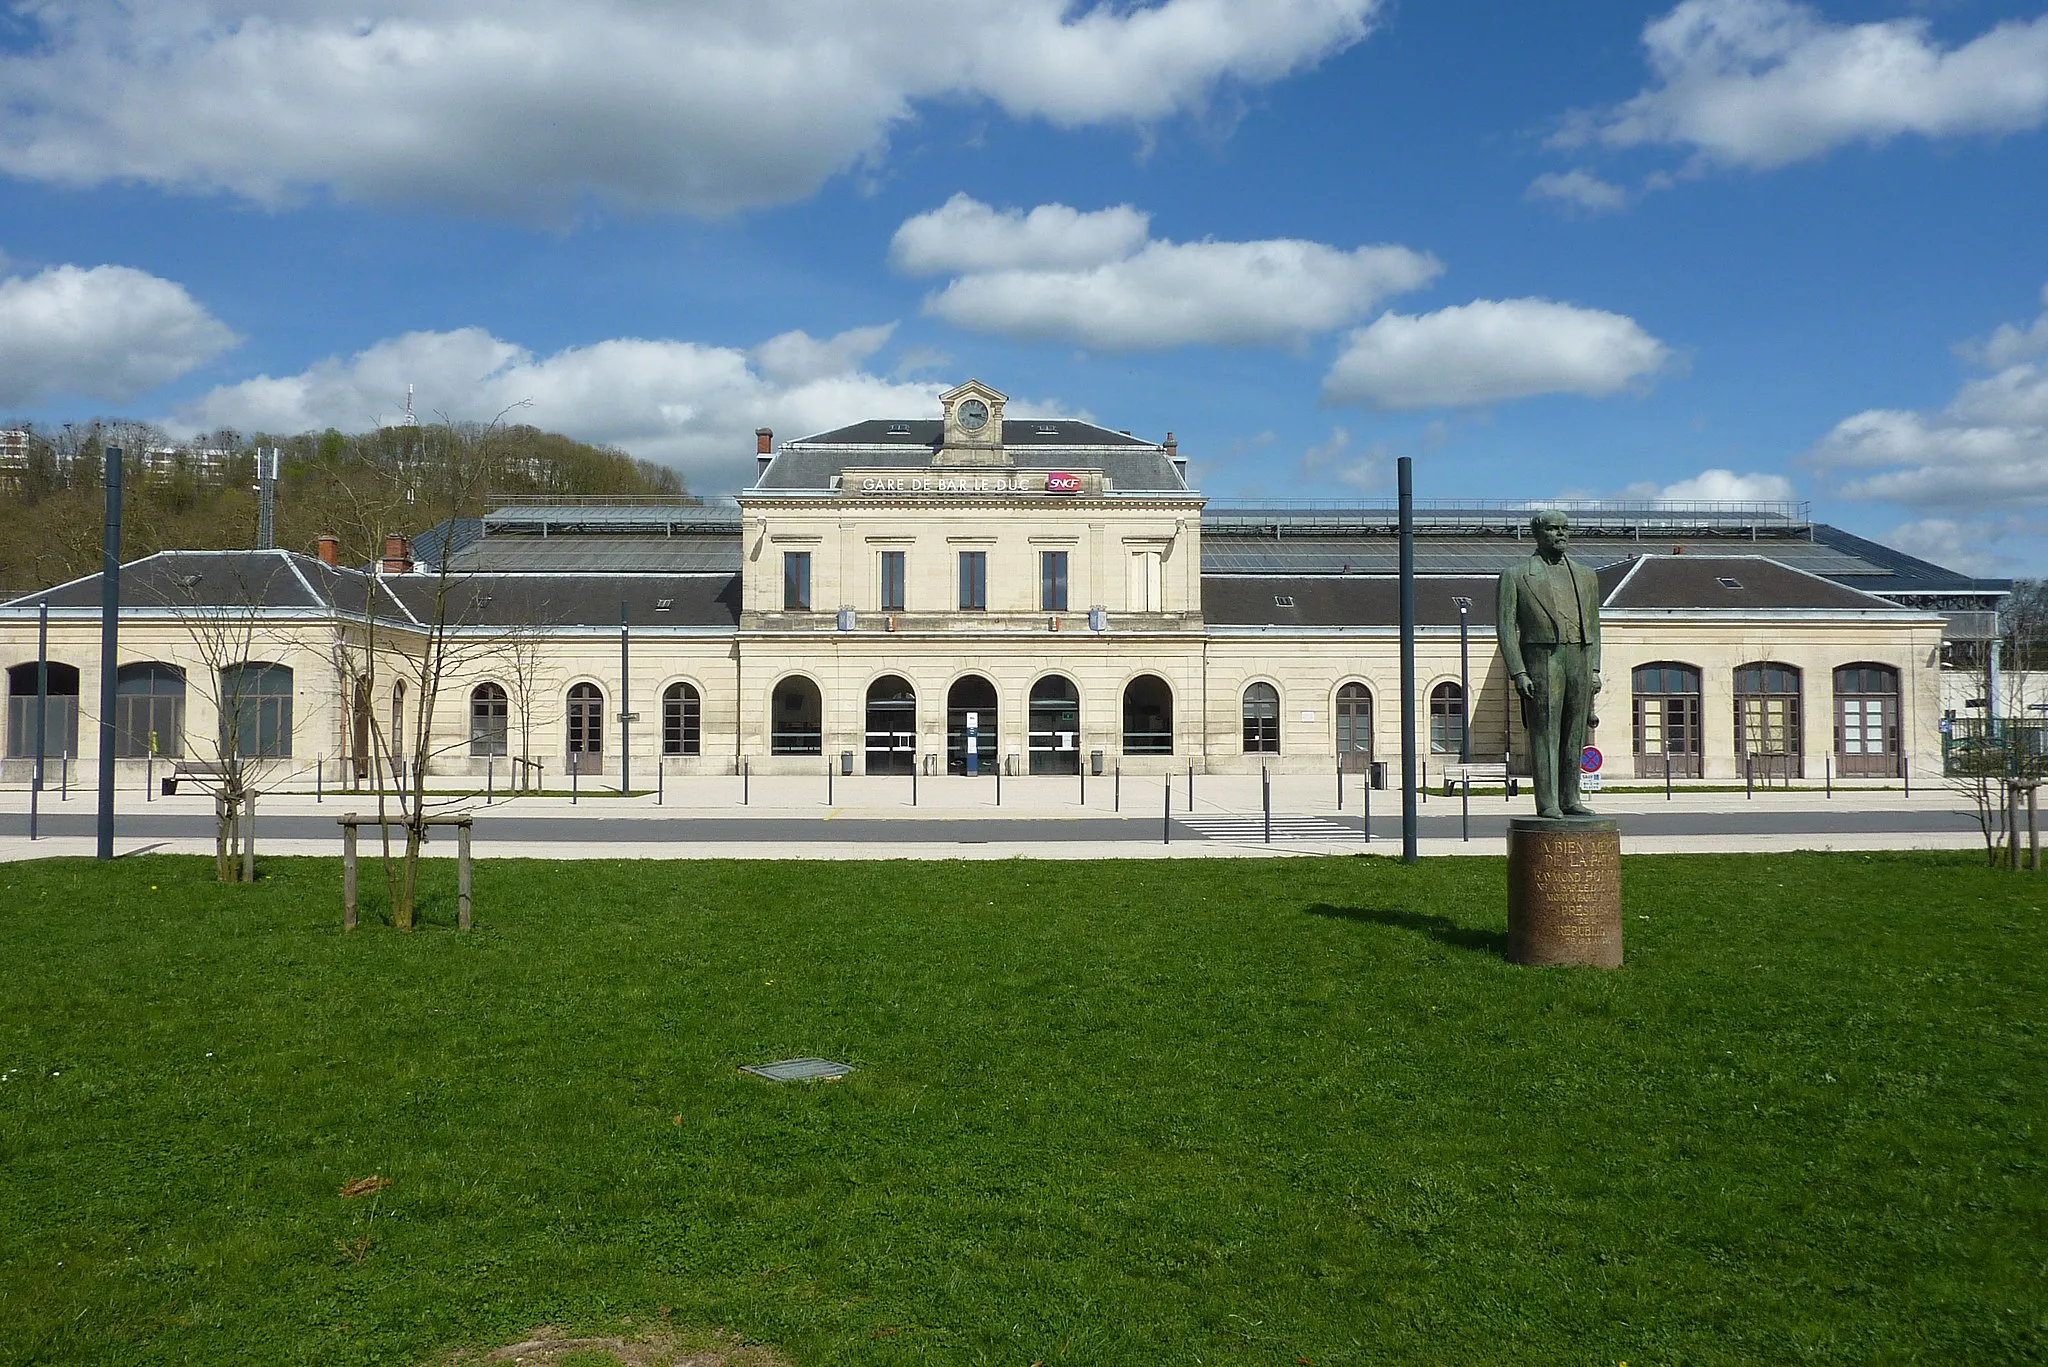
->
[1165, 431, 1186, 483]
[755, 427, 773, 480]
[381, 534, 413, 574]
[316, 534, 340, 567]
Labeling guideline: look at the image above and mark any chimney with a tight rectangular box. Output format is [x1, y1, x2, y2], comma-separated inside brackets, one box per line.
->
[755, 427, 773, 480]
[381, 534, 413, 574]
[1166, 431, 1187, 483]
[316, 534, 340, 568]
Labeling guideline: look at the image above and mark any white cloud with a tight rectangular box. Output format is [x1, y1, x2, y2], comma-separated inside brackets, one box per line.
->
[1526, 169, 1629, 215]
[0, 262, 238, 406]
[1633, 467, 1797, 502]
[890, 195, 1151, 275]
[1563, 0, 2048, 170]
[169, 324, 954, 493]
[1322, 298, 1671, 410]
[905, 196, 1441, 349]
[1808, 288, 2048, 571]
[1883, 517, 2028, 579]
[0, 1, 1383, 218]
[1299, 425, 1387, 492]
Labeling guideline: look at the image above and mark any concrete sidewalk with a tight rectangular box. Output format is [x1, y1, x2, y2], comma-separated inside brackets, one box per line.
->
[0, 771, 1993, 861]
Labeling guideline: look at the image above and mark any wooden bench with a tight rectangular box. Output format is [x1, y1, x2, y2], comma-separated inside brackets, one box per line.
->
[336, 813, 475, 931]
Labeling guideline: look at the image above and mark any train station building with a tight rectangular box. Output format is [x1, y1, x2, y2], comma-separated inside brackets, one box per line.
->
[0, 381, 2004, 787]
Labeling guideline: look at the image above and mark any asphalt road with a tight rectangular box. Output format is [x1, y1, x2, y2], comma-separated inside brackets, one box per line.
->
[0, 808, 1981, 844]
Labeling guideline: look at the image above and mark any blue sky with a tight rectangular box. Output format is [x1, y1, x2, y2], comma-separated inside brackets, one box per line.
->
[1, 0, 2044, 574]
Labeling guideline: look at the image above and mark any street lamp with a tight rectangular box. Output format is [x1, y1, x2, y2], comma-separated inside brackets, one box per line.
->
[1452, 595, 1472, 764]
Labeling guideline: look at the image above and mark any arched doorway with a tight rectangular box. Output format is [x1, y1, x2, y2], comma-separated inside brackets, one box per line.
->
[566, 681, 604, 774]
[1736, 663, 1802, 780]
[1835, 664, 1900, 777]
[1633, 663, 1702, 778]
[1336, 682, 1372, 773]
[1429, 681, 1466, 757]
[1121, 675, 1173, 755]
[771, 676, 822, 755]
[1029, 675, 1080, 775]
[947, 675, 998, 775]
[1242, 682, 1279, 754]
[469, 683, 508, 758]
[864, 675, 916, 774]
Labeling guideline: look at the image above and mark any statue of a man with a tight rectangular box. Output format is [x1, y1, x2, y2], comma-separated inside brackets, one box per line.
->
[1497, 510, 1603, 819]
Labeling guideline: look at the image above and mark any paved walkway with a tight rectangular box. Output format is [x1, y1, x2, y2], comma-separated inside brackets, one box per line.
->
[0, 772, 1996, 860]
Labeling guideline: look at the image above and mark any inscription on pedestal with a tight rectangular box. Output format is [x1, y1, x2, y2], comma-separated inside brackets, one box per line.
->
[1507, 817, 1622, 968]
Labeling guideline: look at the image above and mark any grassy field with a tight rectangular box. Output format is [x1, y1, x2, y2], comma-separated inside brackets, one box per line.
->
[0, 853, 2041, 1366]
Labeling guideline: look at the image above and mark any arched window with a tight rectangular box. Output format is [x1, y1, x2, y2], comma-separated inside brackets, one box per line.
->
[567, 681, 604, 772]
[1122, 675, 1173, 755]
[1242, 682, 1279, 753]
[663, 682, 701, 756]
[1633, 663, 1702, 778]
[1429, 682, 1465, 756]
[221, 663, 293, 758]
[389, 680, 407, 752]
[865, 676, 916, 774]
[470, 682, 508, 757]
[5, 660, 80, 759]
[1735, 663, 1801, 780]
[771, 676, 822, 755]
[947, 675, 998, 775]
[1029, 675, 1081, 774]
[1835, 664, 1900, 777]
[1335, 682, 1372, 773]
[115, 663, 186, 758]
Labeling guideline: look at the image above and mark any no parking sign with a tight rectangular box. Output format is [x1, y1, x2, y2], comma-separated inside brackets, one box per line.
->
[1581, 744, 1603, 792]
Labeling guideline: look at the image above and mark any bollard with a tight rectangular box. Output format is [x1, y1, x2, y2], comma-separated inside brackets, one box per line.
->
[1461, 775, 1470, 842]
[1163, 777, 1171, 845]
[1114, 764, 1120, 812]
[995, 764, 1002, 806]
[1746, 755, 1753, 799]
[827, 759, 833, 806]
[1363, 761, 1371, 842]
[1421, 757, 1427, 803]
[1902, 756, 1910, 798]
[1262, 764, 1271, 844]
[658, 760, 664, 806]
[572, 762, 579, 805]
[911, 762, 917, 808]
[743, 759, 749, 805]
[1665, 752, 1671, 800]
[486, 756, 493, 806]
[1079, 762, 1085, 807]
[147, 751, 153, 802]
[2030, 785, 2040, 872]
[317, 756, 324, 804]
[1336, 757, 1343, 811]
[1187, 760, 1194, 810]
[62, 754, 69, 800]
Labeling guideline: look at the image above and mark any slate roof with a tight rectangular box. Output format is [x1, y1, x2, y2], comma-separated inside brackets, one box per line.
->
[755, 423, 1188, 493]
[1, 550, 400, 616]
[1604, 556, 1900, 612]
[379, 573, 740, 629]
[449, 534, 742, 574]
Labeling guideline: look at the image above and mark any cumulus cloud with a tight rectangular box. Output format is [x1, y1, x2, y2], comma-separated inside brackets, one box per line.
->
[901, 195, 1440, 349]
[1882, 517, 2031, 579]
[1807, 287, 2048, 571]
[1559, 0, 2048, 170]
[890, 195, 1152, 275]
[0, 262, 238, 406]
[1298, 425, 1387, 493]
[1624, 467, 1797, 503]
[0, 1, 1383, 218]
[1526, 169, 1630, 215]
[170, 324, 953, 492]
[1322, 298, 1672, 410]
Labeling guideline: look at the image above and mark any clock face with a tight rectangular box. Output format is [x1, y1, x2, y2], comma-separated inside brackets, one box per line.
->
[957, 398, 990, 432]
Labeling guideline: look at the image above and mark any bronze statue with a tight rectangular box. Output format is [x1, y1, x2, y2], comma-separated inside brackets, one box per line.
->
[1497, 510, 1602, 819]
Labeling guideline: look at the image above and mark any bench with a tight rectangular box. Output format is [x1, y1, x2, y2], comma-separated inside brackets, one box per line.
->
[1440, 761, 1513, 796]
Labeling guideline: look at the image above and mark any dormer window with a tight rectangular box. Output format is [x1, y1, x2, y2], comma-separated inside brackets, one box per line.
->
[1717, 576, 1742, 589]
[1275, 595, 1295, 608]
[1034, 423, 1058, 435]
[887, 422, 910, 435]
[655, 598, 674, 611]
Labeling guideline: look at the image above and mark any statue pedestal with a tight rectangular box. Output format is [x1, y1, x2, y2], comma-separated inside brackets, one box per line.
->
[1506, 817, 1622, 968]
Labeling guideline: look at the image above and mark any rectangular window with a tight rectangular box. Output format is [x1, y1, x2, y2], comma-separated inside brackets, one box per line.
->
[880, 550, 906, 611]
[1128, 550, 1163, 611]
[1039, 550, 1068, 612]
[782, 551, 812, 610]
[958, 550, 987, 610]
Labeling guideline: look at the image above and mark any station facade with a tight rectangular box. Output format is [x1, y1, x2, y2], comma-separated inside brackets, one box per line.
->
[1, 382, 1997, 788]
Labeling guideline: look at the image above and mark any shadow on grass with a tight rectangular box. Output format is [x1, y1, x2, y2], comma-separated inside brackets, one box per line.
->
[1305, 902, 1508, 958]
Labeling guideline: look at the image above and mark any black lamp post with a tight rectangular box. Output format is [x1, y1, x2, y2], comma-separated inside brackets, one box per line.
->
[1452, 595, 1472, 764]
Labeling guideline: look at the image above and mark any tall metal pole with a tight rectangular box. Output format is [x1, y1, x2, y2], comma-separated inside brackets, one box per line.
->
[30, 600, 47, 841]
[1398, 456, 1418, 862]
[618, 600, 631, 795]
[96, 446, 123, 861]
[256, 447, 277, 549]
[1455, 596, 1472, 764]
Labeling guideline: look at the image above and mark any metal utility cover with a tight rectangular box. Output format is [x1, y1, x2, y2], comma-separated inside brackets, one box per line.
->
[741, 1057, 853, 1083]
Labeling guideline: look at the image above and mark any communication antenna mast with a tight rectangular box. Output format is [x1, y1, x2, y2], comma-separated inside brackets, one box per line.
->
[403, 384, 417, 427]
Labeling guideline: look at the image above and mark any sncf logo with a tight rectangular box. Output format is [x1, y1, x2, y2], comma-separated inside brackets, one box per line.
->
[1045, 472, 1083, 494]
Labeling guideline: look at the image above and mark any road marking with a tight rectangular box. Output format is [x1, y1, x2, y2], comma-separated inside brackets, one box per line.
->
[1178, 814, 1367, 843]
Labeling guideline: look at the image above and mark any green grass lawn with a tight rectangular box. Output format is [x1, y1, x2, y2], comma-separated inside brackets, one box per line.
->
[1, 853, 2041, 1366]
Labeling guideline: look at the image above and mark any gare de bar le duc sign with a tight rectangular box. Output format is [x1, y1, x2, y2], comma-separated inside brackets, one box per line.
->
[847, 468, 1095, 496]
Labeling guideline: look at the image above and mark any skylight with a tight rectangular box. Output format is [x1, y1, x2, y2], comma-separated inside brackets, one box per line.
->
[1717, 576, 1742, 589]
[887, 422, 910, 435]
[1275, 595, 1295, 607]
[655, 597, 674, 610]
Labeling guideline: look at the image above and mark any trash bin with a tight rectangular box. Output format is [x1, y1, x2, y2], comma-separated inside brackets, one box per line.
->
[1370, 761, 1388, 791]
[162, 777, 179, 796]
[1090, 749, 1105, 776]
[840, 750, 854, 775]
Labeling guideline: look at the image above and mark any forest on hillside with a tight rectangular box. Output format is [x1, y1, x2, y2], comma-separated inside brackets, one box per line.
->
[0, 419, 686, 592]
